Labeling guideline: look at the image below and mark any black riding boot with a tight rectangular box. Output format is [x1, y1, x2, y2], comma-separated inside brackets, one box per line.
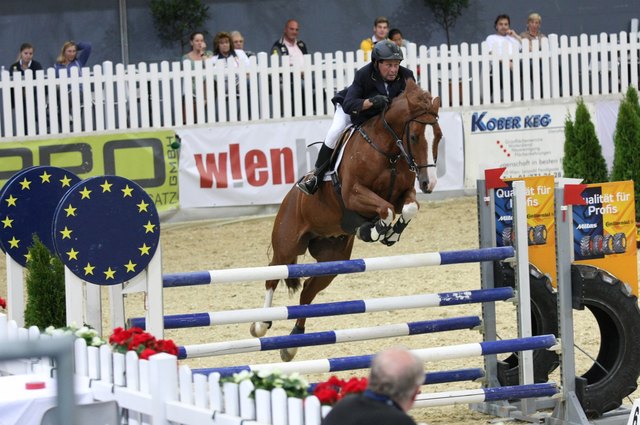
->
[296, 144, 334, 195]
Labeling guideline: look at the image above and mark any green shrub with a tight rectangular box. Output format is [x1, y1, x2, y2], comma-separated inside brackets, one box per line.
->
[611, 86, 640, 220]
[149, 0, 209, 54]
[24, 236, 66, 328]
[562, 98, 608, 184]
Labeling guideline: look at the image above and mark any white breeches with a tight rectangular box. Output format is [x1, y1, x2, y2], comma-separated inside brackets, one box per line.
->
[324, 105, 351, 149]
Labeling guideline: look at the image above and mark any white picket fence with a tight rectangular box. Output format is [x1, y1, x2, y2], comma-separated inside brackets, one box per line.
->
[1, 29, 639, 140]
[0, 314, 329, 425]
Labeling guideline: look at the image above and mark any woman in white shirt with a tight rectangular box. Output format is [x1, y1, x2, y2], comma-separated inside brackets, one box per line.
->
[210, 32, 250, 68]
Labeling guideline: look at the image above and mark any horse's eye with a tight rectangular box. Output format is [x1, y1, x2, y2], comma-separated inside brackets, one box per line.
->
[410, 134, 418, 144]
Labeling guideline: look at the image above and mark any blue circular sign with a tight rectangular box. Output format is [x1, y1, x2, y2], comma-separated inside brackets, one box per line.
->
[52, 176, 160, 285]
[0, 166, 81, 266]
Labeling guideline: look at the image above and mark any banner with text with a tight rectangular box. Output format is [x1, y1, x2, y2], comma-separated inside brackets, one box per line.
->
[493, 175, 557, 286]
[178, 121, 329, 207]
[0, 131, 179, 211]
[463, 104, 572, 188]
[177, 113, 465, 208]
[572, 180, 637, 294]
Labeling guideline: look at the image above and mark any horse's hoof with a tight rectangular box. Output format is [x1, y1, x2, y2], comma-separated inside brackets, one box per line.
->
[250, 321, 271, 337]
[280, 347, 298, 362]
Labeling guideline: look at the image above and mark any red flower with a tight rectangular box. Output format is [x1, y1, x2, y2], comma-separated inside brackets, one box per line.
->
[139, 348, 158, 360]
[0, 296, 6, 310]
[154, 339, 178, 356]
[108, 327, 178, 359]
[341, 377, 368, 397]
[313, 375, 368, 406]
[313, 385, 339, 405]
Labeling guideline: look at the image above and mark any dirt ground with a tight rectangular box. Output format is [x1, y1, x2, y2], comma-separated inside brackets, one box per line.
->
[2, 195, 639, 424]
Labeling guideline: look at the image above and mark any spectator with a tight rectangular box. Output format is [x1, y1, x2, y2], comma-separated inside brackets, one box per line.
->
[321, 347, 424, 425]
[297, 41, 413, 195]
[230, 31, 254, 57]
[388, 28, 410, 48]
[9, 42, 44, 130]
[182, 31, 212, 64]
[9, 43, 43, 77]
[211, 31, 250, 68]
[53, 40, 92, 77]
[485, 14, 521, 56]
[520, 12, 546, 48]
[360, 16, 390, 61]
[271, 19, 308, 67]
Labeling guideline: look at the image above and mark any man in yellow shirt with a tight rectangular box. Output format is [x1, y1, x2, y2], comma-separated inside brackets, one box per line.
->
[360, 16, 389, 61]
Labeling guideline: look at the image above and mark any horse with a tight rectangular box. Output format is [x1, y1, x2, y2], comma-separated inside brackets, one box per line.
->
[251, 79, 442, 361]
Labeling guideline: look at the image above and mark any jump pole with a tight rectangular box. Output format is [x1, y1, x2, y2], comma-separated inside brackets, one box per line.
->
[192, 334, 557, 376]
[128, 286, 515, 330]
[162, 246, 515, 288]
[176, 316, 483, 359]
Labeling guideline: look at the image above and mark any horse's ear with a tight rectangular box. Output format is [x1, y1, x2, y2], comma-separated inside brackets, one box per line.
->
[406, 79, 418, 92]
[432, 96, 442, 110]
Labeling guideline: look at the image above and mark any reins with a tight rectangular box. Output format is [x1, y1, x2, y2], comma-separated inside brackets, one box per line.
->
[357, 103, 439, 198]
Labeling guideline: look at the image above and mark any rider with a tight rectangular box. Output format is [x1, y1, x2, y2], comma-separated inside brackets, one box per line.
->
[296, 40, 415, 195]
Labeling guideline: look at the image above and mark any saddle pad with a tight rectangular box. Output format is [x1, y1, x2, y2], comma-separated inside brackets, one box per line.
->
[323, 127, 356, 182]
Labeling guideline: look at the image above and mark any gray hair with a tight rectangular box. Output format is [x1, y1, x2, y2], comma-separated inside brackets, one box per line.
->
[527, 12, 542, 22]
[368, 347, 424, 404]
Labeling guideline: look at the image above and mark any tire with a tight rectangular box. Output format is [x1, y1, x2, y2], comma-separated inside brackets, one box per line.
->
[572, 264, 640, 418]
[612, 233, 626, 254]
[532, 225, 547, 245]
[591, 234, 604, 255]
[580, 235, 591, 256]
[502, 227, 513, 247]
[493, 262, 560, 385]
[602, 234, 614, 254]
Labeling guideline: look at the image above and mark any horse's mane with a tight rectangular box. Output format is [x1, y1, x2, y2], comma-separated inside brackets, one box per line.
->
[385, 79, 435, 126]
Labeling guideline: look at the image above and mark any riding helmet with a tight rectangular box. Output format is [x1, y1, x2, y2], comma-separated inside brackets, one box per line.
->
[371, 40, 404, 62]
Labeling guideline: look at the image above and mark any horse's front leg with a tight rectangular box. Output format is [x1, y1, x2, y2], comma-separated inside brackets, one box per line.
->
[343, 182, 396, 242]
[381, 189, 419, 246]
[381, 200, 419, 246]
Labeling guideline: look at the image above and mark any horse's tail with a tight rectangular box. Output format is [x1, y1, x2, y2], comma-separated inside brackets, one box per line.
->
[284, 278, 302, 294]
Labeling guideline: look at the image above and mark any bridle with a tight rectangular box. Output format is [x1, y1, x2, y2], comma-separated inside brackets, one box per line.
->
[358, 104, 439, 174]
[356, 103, 439, 199]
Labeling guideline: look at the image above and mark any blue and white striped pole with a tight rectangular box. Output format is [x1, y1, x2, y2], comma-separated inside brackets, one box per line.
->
[163, 246, 515, 287]
[192, 334, 556, 377]
[129, 287, 514, 330]
[177, 316, 481, 359]
[413, 383, 558, 408]
[306, 367, 485, 390]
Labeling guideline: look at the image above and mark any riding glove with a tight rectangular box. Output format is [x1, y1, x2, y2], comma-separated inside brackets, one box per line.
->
[369, 95, 389, 110]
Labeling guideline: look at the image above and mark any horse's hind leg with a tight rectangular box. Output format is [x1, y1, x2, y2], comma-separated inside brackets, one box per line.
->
[381, 201, 419, 246]
[249, 277, 279, 337]
[251, 192, 309, 338]
[280, 235, 355, 361]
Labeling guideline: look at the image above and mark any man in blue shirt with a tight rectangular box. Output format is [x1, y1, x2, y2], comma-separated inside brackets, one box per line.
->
[321, 347, 424, 425]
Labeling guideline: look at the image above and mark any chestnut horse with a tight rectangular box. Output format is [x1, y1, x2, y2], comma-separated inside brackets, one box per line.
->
[251, 80, 442, 361]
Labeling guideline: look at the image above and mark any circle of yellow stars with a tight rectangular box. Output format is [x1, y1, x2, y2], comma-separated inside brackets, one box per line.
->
[1, 170, 76, 263]
[56, 178, 158, 283]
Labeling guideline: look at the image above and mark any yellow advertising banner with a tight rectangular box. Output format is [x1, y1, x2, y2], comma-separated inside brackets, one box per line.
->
[572, 180, 638, 294]
[0, 131, 179, 212]
[494, 175, 557, 286]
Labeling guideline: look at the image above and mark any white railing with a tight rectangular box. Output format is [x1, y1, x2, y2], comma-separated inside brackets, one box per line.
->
[0, 314, 325, 425]
[0, 31, 638, 140]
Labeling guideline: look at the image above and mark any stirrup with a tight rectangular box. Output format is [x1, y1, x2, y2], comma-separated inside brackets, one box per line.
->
[296, 174, 319, 195]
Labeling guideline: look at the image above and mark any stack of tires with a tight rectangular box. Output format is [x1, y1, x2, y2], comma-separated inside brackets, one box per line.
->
[493, 261, 640, 418]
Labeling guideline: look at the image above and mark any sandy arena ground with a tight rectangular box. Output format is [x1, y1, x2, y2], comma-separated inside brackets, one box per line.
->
[2, 195, 639, 424]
